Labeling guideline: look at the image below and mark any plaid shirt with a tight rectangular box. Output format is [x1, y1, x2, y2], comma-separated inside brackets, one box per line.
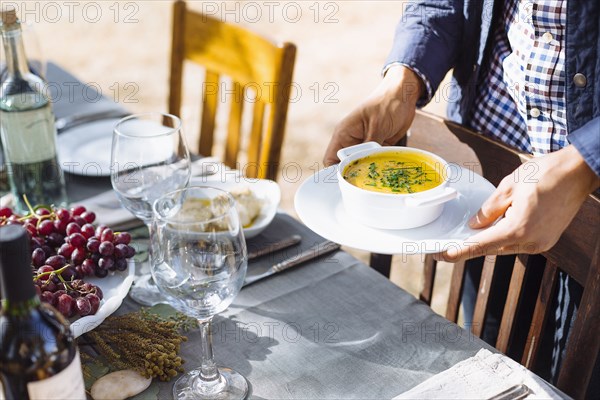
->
[468, 0, 568, 156]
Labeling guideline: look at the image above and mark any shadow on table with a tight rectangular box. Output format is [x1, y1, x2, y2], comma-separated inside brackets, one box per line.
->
[225, 265, 483, 371]
[188, 315, 279, 371]
[229, 302, 402, 365]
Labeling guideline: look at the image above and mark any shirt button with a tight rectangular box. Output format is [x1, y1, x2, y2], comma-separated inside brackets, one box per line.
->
[530, 107, 541, 118]
[542, 32, 554, 43]
[573, 73, 587, 88]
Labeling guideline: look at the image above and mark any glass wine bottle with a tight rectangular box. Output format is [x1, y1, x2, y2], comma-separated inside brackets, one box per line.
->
[0, 7, 67, 213]
[0, 225, 86, 400]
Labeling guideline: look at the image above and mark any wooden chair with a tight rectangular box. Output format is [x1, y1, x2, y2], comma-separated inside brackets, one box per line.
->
[168, 0, 296, 180]
[395, 110, 600, 398]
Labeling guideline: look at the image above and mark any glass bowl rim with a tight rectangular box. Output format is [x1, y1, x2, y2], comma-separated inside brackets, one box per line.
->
[113, 112, 182, 139]
[152, 185, 237, 225]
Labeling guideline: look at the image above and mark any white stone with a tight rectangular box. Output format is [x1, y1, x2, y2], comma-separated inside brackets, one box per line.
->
[91, 370, 152, 400]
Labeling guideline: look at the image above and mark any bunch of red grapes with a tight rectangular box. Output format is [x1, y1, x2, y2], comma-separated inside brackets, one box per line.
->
[0, 204, 136, 318]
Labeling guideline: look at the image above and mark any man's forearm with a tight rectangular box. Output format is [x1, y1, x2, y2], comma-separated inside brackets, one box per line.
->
[378, 65, 424, 106]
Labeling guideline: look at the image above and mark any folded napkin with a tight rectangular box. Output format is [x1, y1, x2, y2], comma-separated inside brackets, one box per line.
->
[394, 349, 563, 399]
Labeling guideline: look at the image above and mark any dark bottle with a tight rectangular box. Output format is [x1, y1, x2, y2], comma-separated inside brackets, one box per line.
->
[0, 225, 85, 400]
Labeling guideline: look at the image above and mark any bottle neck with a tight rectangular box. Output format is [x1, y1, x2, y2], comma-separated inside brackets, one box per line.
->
[1, 24, 31, 77]
[1, 295, 40, 317]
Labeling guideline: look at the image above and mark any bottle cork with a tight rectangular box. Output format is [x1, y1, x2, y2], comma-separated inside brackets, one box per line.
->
[0, 6, 18, 26]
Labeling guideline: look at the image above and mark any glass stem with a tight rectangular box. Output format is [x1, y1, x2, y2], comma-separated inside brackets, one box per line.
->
[198, 317, 219, 381]
[141, 222, 154, 276]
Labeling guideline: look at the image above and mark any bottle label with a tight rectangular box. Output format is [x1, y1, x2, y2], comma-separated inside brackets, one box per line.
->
[0, 103, 58, 163]
[26, 350, 86, 400]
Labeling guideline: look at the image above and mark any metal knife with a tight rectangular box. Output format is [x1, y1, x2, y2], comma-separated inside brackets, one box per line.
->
[243, 240, 341, 287]
[248, 234, 302, 261]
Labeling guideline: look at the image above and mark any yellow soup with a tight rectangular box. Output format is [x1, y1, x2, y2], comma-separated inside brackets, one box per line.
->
[343, 151, 443, 194]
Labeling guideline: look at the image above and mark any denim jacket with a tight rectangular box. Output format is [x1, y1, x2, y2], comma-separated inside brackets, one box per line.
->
[385, 0, 599, 176]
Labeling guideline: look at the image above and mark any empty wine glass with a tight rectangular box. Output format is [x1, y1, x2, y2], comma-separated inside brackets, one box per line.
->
[151, 186, 248, 400]
[111, 112, 191, 306]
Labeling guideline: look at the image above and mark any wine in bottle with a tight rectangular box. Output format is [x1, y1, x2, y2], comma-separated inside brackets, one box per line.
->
[0, 225, 86, 400]
[0, 7, 67, 213]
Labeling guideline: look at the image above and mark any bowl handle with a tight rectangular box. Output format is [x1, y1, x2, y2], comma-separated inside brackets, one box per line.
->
[336, 142, 381, 162]
[405, 187, 458, 207]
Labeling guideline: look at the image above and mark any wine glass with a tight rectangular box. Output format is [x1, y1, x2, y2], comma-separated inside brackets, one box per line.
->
[151, 186, 248, 400]
[111, 112, 191, 306]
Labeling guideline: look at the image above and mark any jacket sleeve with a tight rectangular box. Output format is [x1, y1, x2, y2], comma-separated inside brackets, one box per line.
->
[384, 0, 465, 105]
[568, 117, 600, 177]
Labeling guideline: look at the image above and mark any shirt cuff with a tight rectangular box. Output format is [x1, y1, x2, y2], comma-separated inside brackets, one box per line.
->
[382, 62, 433, 108]
[568, 117, 600, 177]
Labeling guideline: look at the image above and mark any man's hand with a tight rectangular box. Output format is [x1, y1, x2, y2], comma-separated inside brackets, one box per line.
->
[323, 65, 424, 166]
[435, 145, 600, 262]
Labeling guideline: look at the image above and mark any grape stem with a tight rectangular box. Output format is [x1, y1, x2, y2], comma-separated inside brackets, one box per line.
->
[22, 194, 36, 216]
[15, 196, 55, 227]
[33, 264, 74, 291]
[1, 195, 57, 227]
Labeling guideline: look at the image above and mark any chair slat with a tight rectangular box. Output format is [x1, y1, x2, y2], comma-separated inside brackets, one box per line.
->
[369, 253, 392, 277]
[224, 81, 244, 168]
[419, 255, 437, 306]
[257, 42, 296, 180]
[445, 260, 466, 323]
[199, 71, 220, 156]
[496, 254, 528, 353]
[167, 0, 186, 119]
[521, 261, 558, 369]
[471, 256, 497, 337]
[246, 101, 265, 178]
[556, 240, 600, 399]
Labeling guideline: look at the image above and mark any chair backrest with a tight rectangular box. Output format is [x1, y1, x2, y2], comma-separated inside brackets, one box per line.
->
[168, 0, 296, 180]
[407, 110, 600, 399]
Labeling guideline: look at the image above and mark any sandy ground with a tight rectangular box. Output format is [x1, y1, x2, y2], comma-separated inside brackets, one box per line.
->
[26, 0, 457, 317]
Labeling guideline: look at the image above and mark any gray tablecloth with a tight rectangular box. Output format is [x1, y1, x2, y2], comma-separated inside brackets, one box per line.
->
[48, 62, 125, 121]
[113, 213, 494, 399]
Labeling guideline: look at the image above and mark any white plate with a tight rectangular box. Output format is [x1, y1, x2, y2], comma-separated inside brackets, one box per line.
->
[190, 174, 281, 239]
[57, 118, 120, 177]
[70, 262, 134, 338]
[57, 118, 174, 177]
[294, 165, 495, 254]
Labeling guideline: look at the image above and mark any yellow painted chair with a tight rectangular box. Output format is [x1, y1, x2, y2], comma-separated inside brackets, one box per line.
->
[168, 0, 296, 180]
